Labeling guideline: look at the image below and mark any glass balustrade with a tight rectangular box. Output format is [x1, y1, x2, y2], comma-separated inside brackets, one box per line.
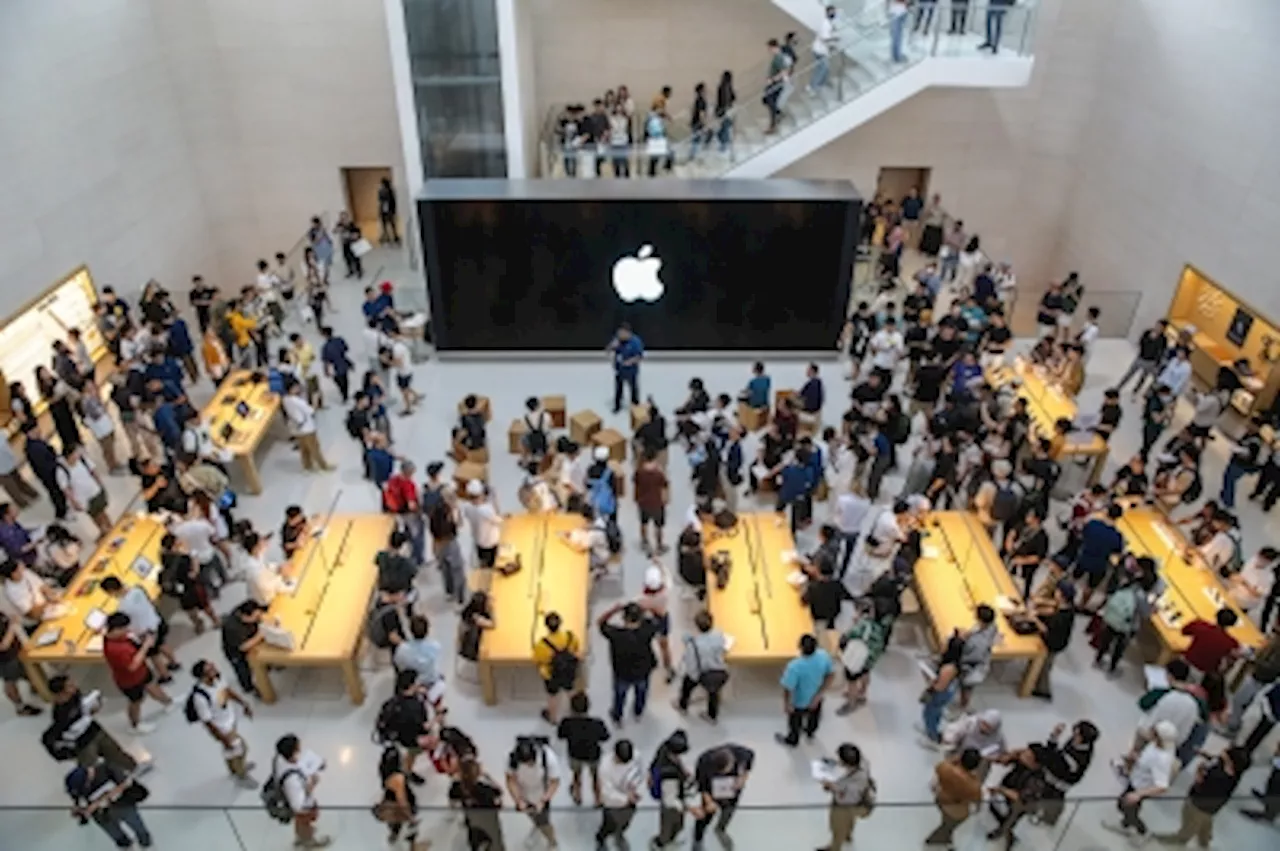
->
[538, 1, 1040, 179]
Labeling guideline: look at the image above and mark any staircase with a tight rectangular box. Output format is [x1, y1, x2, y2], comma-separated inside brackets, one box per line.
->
[537, 1, 1037, 179]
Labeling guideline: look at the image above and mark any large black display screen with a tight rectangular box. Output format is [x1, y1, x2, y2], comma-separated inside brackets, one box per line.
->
[419, 180, 859, 351]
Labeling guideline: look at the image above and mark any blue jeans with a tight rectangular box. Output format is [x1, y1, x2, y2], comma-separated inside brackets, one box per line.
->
[96, 804, 152, 848]
[611, 675, 650, 721]
[1220, 460, 1255, 508]
[563, 153, 578, 176]
[985, 9, 1007, 49]
[810, 54, 830, 89]
[613, 370, 639, 412]
[717, 117, 734, 152]
[1176, 721, 1209, 773]
[921, 680, 958, 741]
[403, 513, 427, 566]
[890, 14, 908, 62]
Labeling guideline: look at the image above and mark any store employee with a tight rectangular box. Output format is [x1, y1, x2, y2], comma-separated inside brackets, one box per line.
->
[608, 323, 644, 414]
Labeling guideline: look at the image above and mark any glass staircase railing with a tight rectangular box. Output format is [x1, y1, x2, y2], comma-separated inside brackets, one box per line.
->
[538, 0, 1038, 179]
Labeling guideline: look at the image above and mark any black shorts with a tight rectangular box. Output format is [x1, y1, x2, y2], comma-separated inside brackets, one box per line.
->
[477, 546, 497, 568]
[396, 374, 413, 390]
[145, 620, 170, 657]
[844, 666, 870, 683]
[0, 657, 25, 683]
[544, 677, 572, 696]
[120, 671, 154, 703]
[640, 506, 666, 527]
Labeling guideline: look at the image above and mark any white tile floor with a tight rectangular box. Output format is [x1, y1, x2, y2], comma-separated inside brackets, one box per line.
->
[1, 244, 1276, 850]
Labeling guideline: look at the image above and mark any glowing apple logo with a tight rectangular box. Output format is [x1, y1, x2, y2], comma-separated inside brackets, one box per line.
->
[612, 244, 665, 303]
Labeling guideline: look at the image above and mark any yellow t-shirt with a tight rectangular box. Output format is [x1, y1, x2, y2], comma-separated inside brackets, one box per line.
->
[532, 629, 578, 682]
[294, 341, 316, 376]
[228, 311, 257, 348]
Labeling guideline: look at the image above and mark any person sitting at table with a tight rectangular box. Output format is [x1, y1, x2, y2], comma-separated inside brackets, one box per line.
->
[1110, 455, 1150, 498]
[0, 559, 61, 633]
[456, 589, 495, 664]
[559, 504, 612, 578]
[1197, 510, 1241, 575]
[738, 361, 771, 411]
[676, 520, 707, 601]
[454, 394, 487, 452]
[41, 523, 84, 587]
[674, 379, 711, 445]
[280, 505, 310, 560]
[130, 455, 188, 515]
[773, 396, 799, 447]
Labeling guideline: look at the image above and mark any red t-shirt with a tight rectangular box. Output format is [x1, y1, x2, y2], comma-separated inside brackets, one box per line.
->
[103, 635, 149, 690]
[1180, 620, 1239, 673]
[382, 475, 418, 514]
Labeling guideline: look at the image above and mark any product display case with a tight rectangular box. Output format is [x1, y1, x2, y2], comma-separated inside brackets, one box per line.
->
[1165, 264, 1280, 416]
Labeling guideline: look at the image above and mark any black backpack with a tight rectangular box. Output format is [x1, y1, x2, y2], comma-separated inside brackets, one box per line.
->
[367, 602, 403, 649]
[183, 687, 209, 724]
[345, 409, 365, 439]
[42, 723, 77, 762]
[523, 414, 549, 456]
[1182, 469, 1203, 504]
[542, 635, 579, 689]
[604, 516, 623, 555]
[991, 481, 1022, 523]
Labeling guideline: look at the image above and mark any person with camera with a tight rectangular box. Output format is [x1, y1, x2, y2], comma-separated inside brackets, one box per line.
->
[506, 734, 562, 849]
[597, 601, 661, 725]
[676, 610, 729, 723]
[65, 757, 153, 848]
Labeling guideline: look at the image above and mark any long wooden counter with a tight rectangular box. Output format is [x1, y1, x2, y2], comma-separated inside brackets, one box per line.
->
[21, 514, 167, 702]
[702, 513, 812, 664]
[203, 369, 281, 494]
[249, 513, 395, 705]
[479, 513, 590, 705]
[986, 358, 1109, 481]
[1114, 501, 1265, 661]
[914, 511, 1047, 697]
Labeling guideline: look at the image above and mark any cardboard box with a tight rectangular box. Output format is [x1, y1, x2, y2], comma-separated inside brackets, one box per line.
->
[593, 428, 627, 462]
[457, 396, 491, 423]
[543, 395, 566, 429]
[630, 404, 650, 432]
[737, 401, 768, 432]
[467, 447, 490, 464]
[775, 389, 798, 412]
[569, 409, 602, 445]
[508, 418, 529, 454]
[454, 461, 489, 491]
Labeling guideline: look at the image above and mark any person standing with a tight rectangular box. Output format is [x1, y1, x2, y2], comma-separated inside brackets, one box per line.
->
[676, 610, 729, 722]
[608, 324, 644, 414]
[1219, 621, 1280, 738]
[377, 177, 400, 245]
[775, 634, 834, 747]
[596, 738, 644, 850]
[979, 0, 1015, 53]
[506, 736, 562, 850]
[56, 443, 111, 538]
[557, 691, 611, 807]
[597, 601, 660, 725]
[0, 436, 39, 509]
[714, 70, 735, 154]
[282, 379, 334, 472]
[1220, 417, 1264, 508]
[65, 758, 154, 849]
[649, 731, 693, 849]
[1154, 745, 1247, 848]
[188, 659, 257, 789]
[1029, 578, 1076, 700]
[818, 743, 874, 851]
[763, 38, 787, 134]
[1038, 720, 1099, 827]
[1155, 346, 1194, 398]
[1240, 741, 1280, 823]
[691, 743, 754, 851]
[633, 451, 669, 556]
[319, 326, 353, 403]
[272, 734, 332, 849]
[1140, 384, 1174, 461]
[0, 611, 41, 716]
[220, 600, 266, 697]
[1104, 720, 1178, 842]
[688, 83, 709, 162]
[808, 5, 838, 92]
[448, 757, 507, 851]
[102, 612, 174, 734]
[100, 576, 180, 682]
[335, 211, 364, 279]
[888, 0, 910, 63]
[534, 611, 580, 724]
[1119, 319, 1170, 396]
[924, 748, 983, 847]
[463, 479, 502, 568]
[1251, 438, 1280, 513]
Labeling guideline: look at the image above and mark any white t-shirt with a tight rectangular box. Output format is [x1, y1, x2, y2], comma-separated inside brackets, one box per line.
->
[835, 492, 871, 535]
[465, 501, 502, 549]
[171, 517, 218, 562]
[246, 556, 286, 606]
[4, 570, 49, 618]
[192, 681, 239, 738]
[363, 327, 387, 363]
[55, 458, 101, 505]
[116, 586, 161, 634]
[1197, 532, 1235, 572]
[509, 745, 561, 805]
[276, 751, 322, 812]
[1232, 556, 1277, 611]
[569, 454, 591, 493]
[0, 440, 18, 475]
[869, 511, 904, 552]
[569, 520, 610, 564]
[1078, 322, 1099, 349]
[282, 395, 317, 436]
[1138, 689, 1201, 745]
[392, 341, 412, 376]
[256, 272, 280, 303]
[813, 17, 835, 56]
[599, 756, 644, 808]
[869, 329, 905, 371]
[1129, 743, 1175, 791]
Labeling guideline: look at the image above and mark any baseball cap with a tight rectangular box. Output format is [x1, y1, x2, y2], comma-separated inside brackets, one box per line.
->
[465, 479, 484, 497]
[643, 565, 664, 591]
[593, 446, 609, 461]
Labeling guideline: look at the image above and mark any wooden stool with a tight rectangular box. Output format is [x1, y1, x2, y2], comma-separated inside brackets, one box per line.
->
[609, 461, 627, 498]
[798, 411, 820, 438]
[467, 447, 489, 464]
[630, 404, 650, 432]
[737, 402, 768, 432]
[453, 461, 489, 491]
[457, 396, 492, 423]
[775, 389, 798, 411]
[593, 428, 627, 462]
[508, 418, 529, 454]
[543, 395, 566, 429]
[569, 409, 602, 445]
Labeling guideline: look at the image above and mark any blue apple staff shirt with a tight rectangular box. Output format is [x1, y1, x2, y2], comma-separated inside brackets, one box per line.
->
[777, 461, 811, 505]
[780, 648, 833, 709]
[1075, 517, 1125, 577]
[613, 335, 644, 376]
[321, 336, 352, 376]
[745, 375, 771, 409]
[799, 377, 824, 413]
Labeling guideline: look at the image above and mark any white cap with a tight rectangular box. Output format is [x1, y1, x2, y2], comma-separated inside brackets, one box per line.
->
[643, 565, 664, 591]
[593, 446, 609, 461]
[466, 479, 485, 497]
[1153, 720, 1178, 746]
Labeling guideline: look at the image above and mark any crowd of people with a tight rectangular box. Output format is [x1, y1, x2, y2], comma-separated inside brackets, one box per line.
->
[3, 198, 1280, 851]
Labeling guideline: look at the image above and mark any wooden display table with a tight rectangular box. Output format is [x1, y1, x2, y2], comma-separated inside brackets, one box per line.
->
[701, 513, 812, 665]
[914, 512, 1047, 698]
[22, 514, 168, 702]
[592, 428, 627, 462]
[508, 418, 529, 454]
[985, 358, 1109, 483]
[569, 410, 602, 445]
[479, 513, 590, 705]
[204, 370, 282, 495]
[1113, 501, 1265, 662]
[250, 514, 395, 705]
[543, 395, 567, 429]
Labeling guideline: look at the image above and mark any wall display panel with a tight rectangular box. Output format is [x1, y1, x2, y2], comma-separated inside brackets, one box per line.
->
[419, 180, 860, 351]
[0, 267, 105, 427]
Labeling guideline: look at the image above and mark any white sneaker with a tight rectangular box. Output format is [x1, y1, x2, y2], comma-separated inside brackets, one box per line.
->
[133, 721, 157, 735]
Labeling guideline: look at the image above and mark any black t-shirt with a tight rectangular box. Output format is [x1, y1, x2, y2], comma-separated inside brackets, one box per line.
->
[220, 614, 259, 660]
[1113, 467, 1149, 496]
[913, 363, 947, 403]
[557, 715, 611, 762]
[376, 550, 416, 594]
[1099, 402, 1123, 429]
[1188, 758, 1242, 814]
[1215, 366, 1243, 395]
[449, 778, 503, 810]
[905, 325, 930, 361]
[346, 408, 370, 439]
[938, 314, 969, 336]
[805, 576, 852, 623]
[1042, 605, 1075, 653]
[985, 325, 1012, 348]
[110, 383, 136, 415]
[1013, 527, 1049, 562]
[694, 745, 755, 800]
[931, 335, 963, 364]
[1037, 293, 1064, 324]
[281, 520, 306, 555]
[51, 691, 104, 750]
[1138, 329, 1167, 362]
[599, 620, 660, 681]
[903, 293, 933, 323]
[189, 286, 216, 315]
[851, 381, 886, 408]
[932, 451, 959, 486]
[429, 501, 459, 541]
[386, 693, 430, 745]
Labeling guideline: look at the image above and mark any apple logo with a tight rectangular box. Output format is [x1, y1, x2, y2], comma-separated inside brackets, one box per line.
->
[612, 244, 665, 303]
